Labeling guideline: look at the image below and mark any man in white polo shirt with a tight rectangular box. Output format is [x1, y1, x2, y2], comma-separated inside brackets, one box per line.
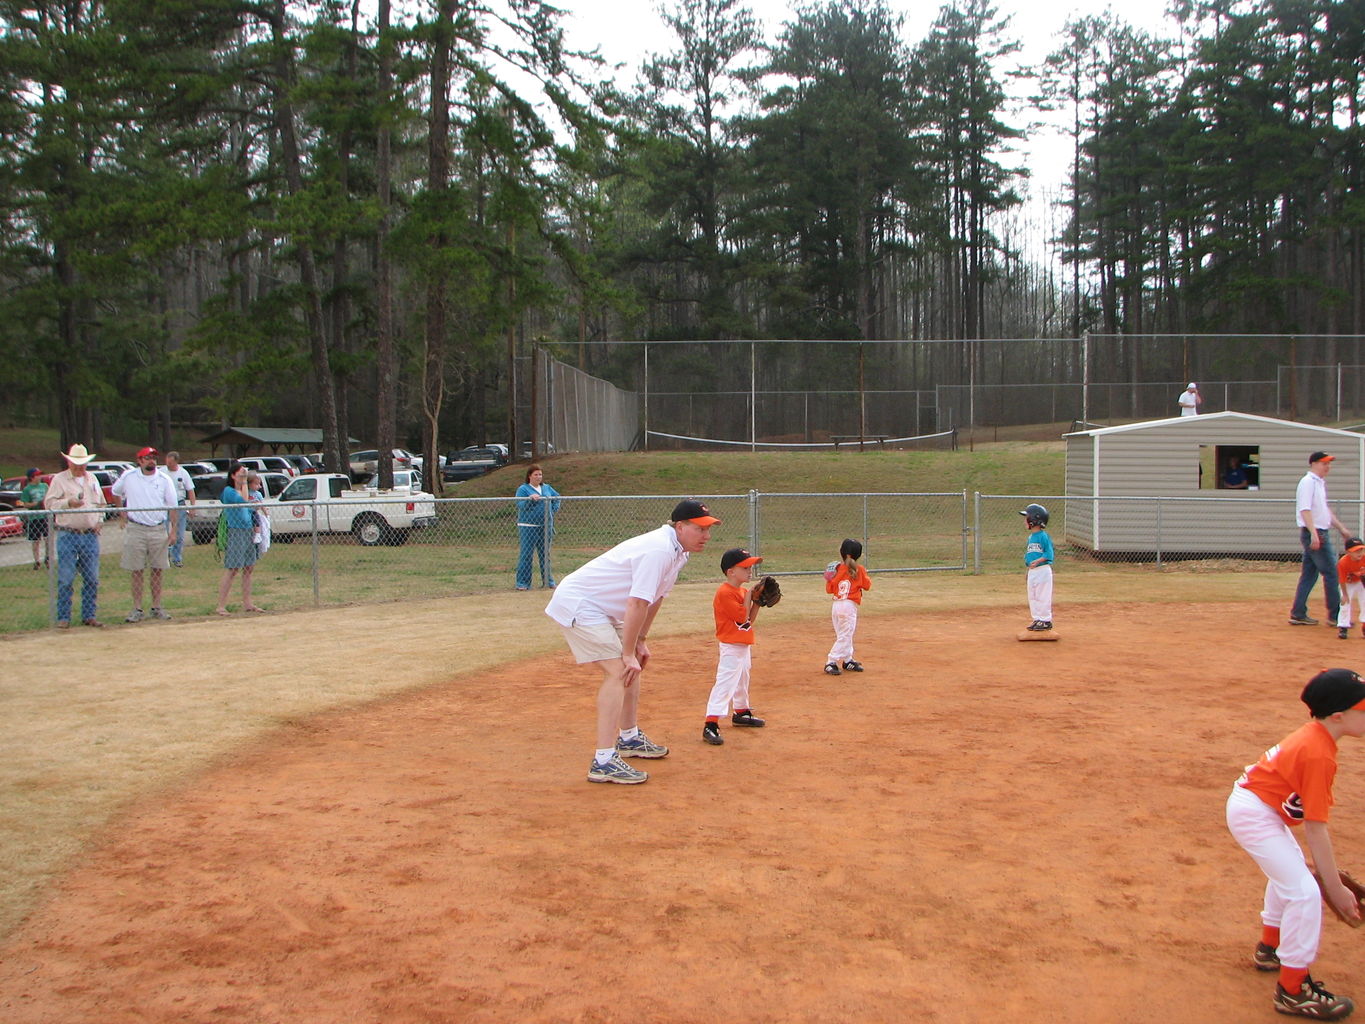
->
[112, 447, 179, 623]
[546, 499, 720, 785]
[1290, 450, 1349, 627]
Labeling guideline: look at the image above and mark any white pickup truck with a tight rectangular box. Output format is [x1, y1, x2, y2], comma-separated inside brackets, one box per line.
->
[267, 472, 438, 545]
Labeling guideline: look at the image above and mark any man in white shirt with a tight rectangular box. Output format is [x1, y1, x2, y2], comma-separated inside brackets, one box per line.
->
[1290, 451, 1349, 626]
[546, 499, 720, 785]
[161, 451, 196, 568]
[1178, 383, 1201, 416]
[112, 447, 179, 623]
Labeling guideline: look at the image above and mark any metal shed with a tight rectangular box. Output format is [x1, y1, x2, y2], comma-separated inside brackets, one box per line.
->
[1063, 412, 1365, 555]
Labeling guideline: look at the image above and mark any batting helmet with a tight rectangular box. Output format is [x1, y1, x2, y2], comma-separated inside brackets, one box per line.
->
[1019, 503, 1049, 528]
[839, 538, 863, 560]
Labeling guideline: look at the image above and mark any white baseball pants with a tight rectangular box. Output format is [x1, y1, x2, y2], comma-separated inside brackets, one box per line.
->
[1337, 580, 1365, 627]
[1027, 564, 1053, 622]
[706, 642, 752, 717]
[1226, 783, 1322, 969]
[827, 599, 859, 664]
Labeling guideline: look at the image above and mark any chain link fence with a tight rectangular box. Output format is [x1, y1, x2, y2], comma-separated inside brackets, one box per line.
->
[1, 491, 1331, 632]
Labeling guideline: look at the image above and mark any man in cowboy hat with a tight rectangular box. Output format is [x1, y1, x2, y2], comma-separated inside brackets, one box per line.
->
[43, 443, 109, 628]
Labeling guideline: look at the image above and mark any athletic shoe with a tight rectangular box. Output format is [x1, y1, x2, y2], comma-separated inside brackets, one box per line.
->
[587, 754, 648, 785]
[150, 608, 171, 620]
[702, 722, 724, 746]
[824, 663, 841, 675]
[843, 660, 864, 672]
[1026, 620, 1044, 631]
[1253, 943, 1281, 971]
[171, 559, 183, 568]
[732, 711, 765, 727]
[1289, 616, 1320, 625]
[616, 731, 669, 759]
[125, 608, 144, 623]
[1273, 976, 1354, 1019]
[1039, 621, 1054, 630]
[1340, 627, 1350, 640]
[82, 618, 104, 628]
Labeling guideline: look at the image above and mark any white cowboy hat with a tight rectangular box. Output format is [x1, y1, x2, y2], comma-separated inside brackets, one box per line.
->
[61, 443, 95, 465]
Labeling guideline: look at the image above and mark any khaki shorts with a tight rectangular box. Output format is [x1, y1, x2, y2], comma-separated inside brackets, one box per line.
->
[121, 521, 170, 571]
[560, 621, 624, 664]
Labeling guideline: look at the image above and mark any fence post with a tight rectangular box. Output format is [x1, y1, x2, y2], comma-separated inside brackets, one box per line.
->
[973, 491, 981, 575]
[862, 493, 869, 552]
[1155, 497, 1163, 569]
[311, 502, 321, 606]
[749, 489, 759, 556]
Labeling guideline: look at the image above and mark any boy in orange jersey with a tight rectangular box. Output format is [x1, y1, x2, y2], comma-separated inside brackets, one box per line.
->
[1336, 538, 1365, 639]
[1226, 668, 1365, 1020]
[824, 538, 871, 675]
[702, 548, 766, 745]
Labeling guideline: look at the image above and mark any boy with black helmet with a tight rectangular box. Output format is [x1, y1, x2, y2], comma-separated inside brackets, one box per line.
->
[1226, 668, 1365, 1019]
[1020, 503, 1054, 631]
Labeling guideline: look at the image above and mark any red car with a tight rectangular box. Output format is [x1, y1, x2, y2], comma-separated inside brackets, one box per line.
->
[0, 512, 21, 538]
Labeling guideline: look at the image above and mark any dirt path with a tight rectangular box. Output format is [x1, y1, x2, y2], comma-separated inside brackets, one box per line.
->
[2, 600, 1361, 1023]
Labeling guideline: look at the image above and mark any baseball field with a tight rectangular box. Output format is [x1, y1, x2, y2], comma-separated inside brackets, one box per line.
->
[1, 562, 1358, 1023]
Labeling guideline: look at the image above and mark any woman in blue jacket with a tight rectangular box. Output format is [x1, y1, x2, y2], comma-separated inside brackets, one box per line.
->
[515, 464, 561, 590]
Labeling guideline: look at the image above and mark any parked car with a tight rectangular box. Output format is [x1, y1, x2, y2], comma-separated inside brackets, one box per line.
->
[89, 470, 120, 512]
[0, 512, 21, 539]
[267, 473, 437, 546]
[282, 454, 319, 475]
[182, 462, 220, 477]
[520, 441, 556, 460]
[442, 446, 508, 482]
[200, 457, 233, 473]
[187, 471, 290, 544]
[238, 455, 297, 478]
[348, 448, 419, 480]
[86, 460, 135, 477]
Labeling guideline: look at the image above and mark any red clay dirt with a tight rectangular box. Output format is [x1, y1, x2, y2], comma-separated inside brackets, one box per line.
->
[3, 600, 1364, 1024]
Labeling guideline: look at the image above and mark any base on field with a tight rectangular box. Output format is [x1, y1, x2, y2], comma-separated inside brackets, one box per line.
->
[1017, 630, 1060, 642]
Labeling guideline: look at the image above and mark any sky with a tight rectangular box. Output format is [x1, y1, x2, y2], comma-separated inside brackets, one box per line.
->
[555, 0, 1177, 204]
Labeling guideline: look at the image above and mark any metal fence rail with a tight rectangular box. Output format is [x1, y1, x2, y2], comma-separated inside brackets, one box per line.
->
[0, 491, 1330, 632]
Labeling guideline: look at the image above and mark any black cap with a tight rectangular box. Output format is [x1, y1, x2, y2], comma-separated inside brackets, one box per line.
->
[671, 499, 720, 526]
[1302, 668, 1365, 718]
[839, 538, 862, 560]
[720, 548, 762, 573]
[1310, 451, 1335, 465]
[1347, 537, 1365, 553]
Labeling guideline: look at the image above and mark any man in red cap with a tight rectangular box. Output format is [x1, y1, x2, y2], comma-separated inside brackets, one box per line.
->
[1290, 451, 1350, 627]
[545, 498, 720, 784]
[112, 447, 178, 622]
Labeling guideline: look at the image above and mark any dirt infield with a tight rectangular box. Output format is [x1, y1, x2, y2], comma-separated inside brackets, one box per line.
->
[3, 596, 1365, 1023]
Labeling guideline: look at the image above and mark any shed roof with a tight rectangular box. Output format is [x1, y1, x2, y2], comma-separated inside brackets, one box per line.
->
[198, 427, 360, 451]
[1062, 411, 1361, 440]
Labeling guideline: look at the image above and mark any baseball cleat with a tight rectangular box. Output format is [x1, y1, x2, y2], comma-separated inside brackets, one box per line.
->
[1273, 976, 1353, 1019]
[587, 754, 648, 784]
[731, 711, 765, 727]
[824, 663, 841, 676]
[842, 660, 863, 672]
[1253, 943, 1281, 971]
[1341, 627, 1351, 640]
[616, 730, 669, 759]
[702, 722, 724, 745]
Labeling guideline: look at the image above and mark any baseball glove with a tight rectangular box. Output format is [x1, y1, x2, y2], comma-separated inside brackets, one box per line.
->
[824, 561, 839, 582]
[751, 575, 782, 608]
[1313, 869, 1365, 927]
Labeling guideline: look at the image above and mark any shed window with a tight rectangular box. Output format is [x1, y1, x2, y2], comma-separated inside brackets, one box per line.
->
[1199, 445, 1259, 491]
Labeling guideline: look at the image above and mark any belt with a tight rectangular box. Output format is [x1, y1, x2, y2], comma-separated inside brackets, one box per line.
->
[59, 527, 97, 534]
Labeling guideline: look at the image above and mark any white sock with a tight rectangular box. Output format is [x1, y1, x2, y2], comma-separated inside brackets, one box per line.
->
[618, 726, 639, 742]
[595, 748, 616, 765]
